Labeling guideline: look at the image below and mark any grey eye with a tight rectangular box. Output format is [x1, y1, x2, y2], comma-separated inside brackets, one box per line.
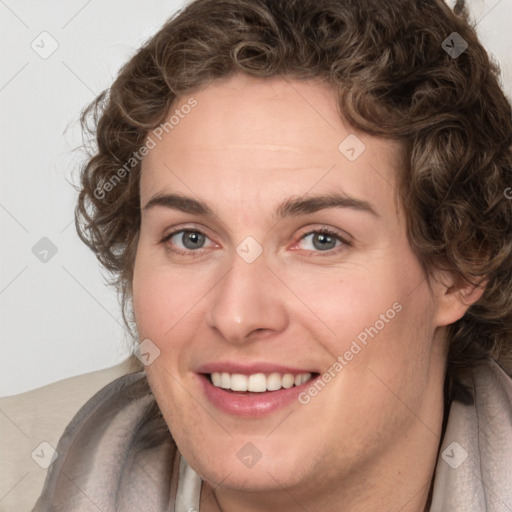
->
[172, 230, 207, 250]
[301, 232, 341, 251]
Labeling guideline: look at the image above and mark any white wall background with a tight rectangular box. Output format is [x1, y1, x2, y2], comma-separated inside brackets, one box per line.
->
[1, 0, 511, 397]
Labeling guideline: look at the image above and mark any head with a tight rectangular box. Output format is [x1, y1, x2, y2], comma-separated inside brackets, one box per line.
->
[76, 0, 512, 504]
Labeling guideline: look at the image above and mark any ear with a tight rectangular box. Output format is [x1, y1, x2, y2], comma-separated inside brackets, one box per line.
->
[433, 271, 487, 327]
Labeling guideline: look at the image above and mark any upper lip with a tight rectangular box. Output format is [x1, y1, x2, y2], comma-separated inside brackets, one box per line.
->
[196, 362, 319, 375]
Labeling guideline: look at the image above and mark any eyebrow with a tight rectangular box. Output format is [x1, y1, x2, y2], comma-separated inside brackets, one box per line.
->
[143, 192, 379, 219]
[276, 193, 379, 219]
[143, 193, 214, 216]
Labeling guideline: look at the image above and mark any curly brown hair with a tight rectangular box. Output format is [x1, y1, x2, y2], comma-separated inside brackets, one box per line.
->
[76, 0, 512, 402]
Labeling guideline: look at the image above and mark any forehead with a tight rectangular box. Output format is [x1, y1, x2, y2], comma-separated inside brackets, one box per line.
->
[140, 75, 403, 221]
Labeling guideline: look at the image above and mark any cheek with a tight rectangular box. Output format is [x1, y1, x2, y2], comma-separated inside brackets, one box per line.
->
[132, 245, 209, 341]
[289, 251, 435, 387]
[279, 259, 406, 351]
[132, 266, 169, 340]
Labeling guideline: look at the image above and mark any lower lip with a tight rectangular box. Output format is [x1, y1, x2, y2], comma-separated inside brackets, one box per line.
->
[197, 374, 319, 418]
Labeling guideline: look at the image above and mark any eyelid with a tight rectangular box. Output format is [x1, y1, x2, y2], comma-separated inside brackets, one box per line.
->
[290, 226, 352, 254]
[160, 224, 352, 256]
[160, 228, 217, 258]
[160, 223, 213, 243]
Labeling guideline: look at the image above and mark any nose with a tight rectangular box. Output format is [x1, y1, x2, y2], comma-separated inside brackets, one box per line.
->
[205, 251, 289, 345]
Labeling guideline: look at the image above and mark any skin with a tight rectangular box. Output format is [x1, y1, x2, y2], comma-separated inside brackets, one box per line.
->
[132, 74, 485, 512]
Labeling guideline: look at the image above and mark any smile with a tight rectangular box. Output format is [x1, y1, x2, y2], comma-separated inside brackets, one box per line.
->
[197, 370, 321, 417]
[209, 371, 314, 392]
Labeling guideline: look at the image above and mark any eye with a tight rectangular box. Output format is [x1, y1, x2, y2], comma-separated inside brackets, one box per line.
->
[162, 229, 214, 254]
[295, 228, 350, 253]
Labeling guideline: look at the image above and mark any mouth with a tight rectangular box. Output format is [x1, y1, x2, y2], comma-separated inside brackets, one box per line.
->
[197, 370, 321, 417]
[204, 371, 319, 394]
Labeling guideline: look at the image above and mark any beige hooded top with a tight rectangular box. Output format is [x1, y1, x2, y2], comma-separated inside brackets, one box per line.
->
[33, 361, 512, 511]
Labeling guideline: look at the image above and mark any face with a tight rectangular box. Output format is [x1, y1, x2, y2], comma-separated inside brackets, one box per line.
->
[133, 75, 463, 503]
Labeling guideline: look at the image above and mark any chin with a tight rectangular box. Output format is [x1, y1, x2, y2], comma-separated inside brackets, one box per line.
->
[197, 458, 307, 493]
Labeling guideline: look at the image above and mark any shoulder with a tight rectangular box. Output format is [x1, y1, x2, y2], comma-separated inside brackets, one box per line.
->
[431, 360, 512, 511]
[472, 359, 512, 402]
[0, 358, 142, 512]
[33, 365, 178, 512]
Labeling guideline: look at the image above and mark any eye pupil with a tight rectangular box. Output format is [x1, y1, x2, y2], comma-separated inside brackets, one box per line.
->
[183, 231, 205, 249]
[313, 232, 336, 250]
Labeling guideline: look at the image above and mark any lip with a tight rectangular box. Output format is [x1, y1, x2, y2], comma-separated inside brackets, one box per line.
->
[195, 361, 318, 375]
[195, 371, 321, 418]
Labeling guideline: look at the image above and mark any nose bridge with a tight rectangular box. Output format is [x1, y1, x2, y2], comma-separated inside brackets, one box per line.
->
[206, 250, 288, 343]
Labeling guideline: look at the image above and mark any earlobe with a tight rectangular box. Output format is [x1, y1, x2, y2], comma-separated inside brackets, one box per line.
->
[434, 273, 488, 327]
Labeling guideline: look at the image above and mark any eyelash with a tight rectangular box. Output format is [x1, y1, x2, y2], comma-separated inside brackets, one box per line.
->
[294, 228, 352, 255]
[161, 226, 352, 257]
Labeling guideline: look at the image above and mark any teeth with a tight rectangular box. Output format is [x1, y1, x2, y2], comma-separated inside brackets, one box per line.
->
[231, 374, 248, 391]
[220, 372, 231, 389]
[209, 371, 313, 392]
[267, 372, 282, 391]
[282, 374, 294, 389]
[248, 373, 267, 392]
[211, 372, 222, 387]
